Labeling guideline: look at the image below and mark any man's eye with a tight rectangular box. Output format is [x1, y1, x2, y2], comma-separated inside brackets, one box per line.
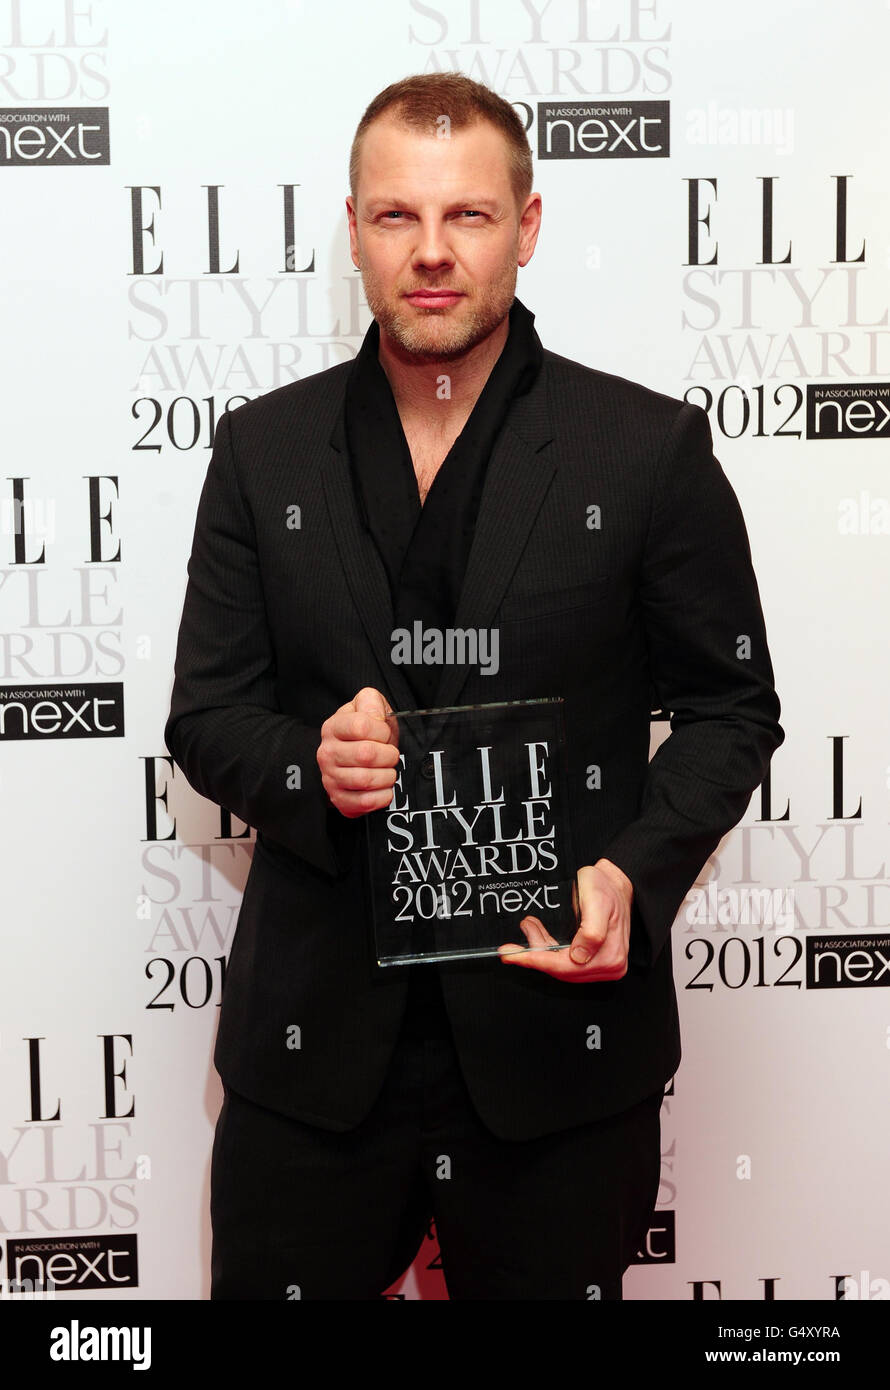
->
[459, 210, 482, 218]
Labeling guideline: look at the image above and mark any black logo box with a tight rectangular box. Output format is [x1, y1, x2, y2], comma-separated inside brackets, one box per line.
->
[806, 934, 890, 988]
[537, 100, 669, 159]
[806, 383, 890, 439]
[4, 1234, 138, 1290]
[0, 682, 124, 739]
[0, 108, 110, 166]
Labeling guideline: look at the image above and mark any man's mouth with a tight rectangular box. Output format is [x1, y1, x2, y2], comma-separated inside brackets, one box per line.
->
[404, 290, 465, 308]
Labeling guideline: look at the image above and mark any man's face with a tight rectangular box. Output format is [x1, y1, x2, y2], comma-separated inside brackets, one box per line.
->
[346, 114, 541, 362]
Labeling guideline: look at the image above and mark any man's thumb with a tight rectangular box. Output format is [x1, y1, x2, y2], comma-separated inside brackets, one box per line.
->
[353, 686, 392, 721]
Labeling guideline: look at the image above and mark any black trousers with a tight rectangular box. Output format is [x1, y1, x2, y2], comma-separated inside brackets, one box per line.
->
[210, 973, 662, 1301]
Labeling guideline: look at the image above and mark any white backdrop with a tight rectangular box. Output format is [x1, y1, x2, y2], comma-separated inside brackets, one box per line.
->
[1, 0, 888, 1302]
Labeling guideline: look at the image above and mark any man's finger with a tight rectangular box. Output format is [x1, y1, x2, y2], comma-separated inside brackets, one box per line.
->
[325, 707, 394, 746]
[518, 914, 559, 948]
[328, 764, 398, 792]
[334, 787, 398, 817]
[498, 944, 627, 980]
[569, 877, 611, 964]
[328, 739, 401, 770]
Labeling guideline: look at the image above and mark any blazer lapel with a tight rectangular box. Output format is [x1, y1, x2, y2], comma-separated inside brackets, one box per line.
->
[322, 411, 421, 725]
[430, 370, 557, 713]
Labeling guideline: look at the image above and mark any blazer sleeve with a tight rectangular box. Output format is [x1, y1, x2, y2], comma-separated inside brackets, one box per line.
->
[164, 407, 348, 877]
[600, 401, 785, 971]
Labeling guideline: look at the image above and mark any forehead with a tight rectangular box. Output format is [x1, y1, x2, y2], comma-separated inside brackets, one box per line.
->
[357, 114, 513, 200]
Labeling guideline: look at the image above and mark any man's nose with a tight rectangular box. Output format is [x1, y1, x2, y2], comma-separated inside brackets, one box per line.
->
[411, 220, 454, 271]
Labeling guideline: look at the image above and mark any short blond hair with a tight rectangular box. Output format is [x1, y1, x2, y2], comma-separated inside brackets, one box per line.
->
[349, 72, 533, 209]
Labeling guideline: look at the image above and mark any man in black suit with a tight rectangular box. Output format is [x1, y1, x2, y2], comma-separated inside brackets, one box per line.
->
[165, 72, 784, 1300]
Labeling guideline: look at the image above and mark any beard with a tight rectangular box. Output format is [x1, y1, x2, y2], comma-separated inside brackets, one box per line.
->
[360, 256, 519, 363]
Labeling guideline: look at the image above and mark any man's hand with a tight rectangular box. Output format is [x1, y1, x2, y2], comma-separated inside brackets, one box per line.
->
[497, 859, 633, 982]
[317, 687, 400, 817]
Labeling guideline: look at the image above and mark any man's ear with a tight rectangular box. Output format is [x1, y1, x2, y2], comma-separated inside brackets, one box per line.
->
[345, 197, 360, 269]
[517, 193, 542, 267]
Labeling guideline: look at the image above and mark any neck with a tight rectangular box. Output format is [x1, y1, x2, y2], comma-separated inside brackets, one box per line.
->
[376, 313, 510, 432]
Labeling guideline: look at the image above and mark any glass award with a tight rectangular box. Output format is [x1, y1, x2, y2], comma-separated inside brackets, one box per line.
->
[365, 697, 579, 966]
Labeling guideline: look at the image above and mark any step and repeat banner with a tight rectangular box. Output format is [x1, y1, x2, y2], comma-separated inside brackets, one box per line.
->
[1, 0, 888, 1303]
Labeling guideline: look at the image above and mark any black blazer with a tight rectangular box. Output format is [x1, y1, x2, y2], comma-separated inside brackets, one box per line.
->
[164, 342, 784, 1141]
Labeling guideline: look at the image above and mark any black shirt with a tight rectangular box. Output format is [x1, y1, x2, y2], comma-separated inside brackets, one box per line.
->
[342, 296, 545, 1036]
[344, 297, 544, 705]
